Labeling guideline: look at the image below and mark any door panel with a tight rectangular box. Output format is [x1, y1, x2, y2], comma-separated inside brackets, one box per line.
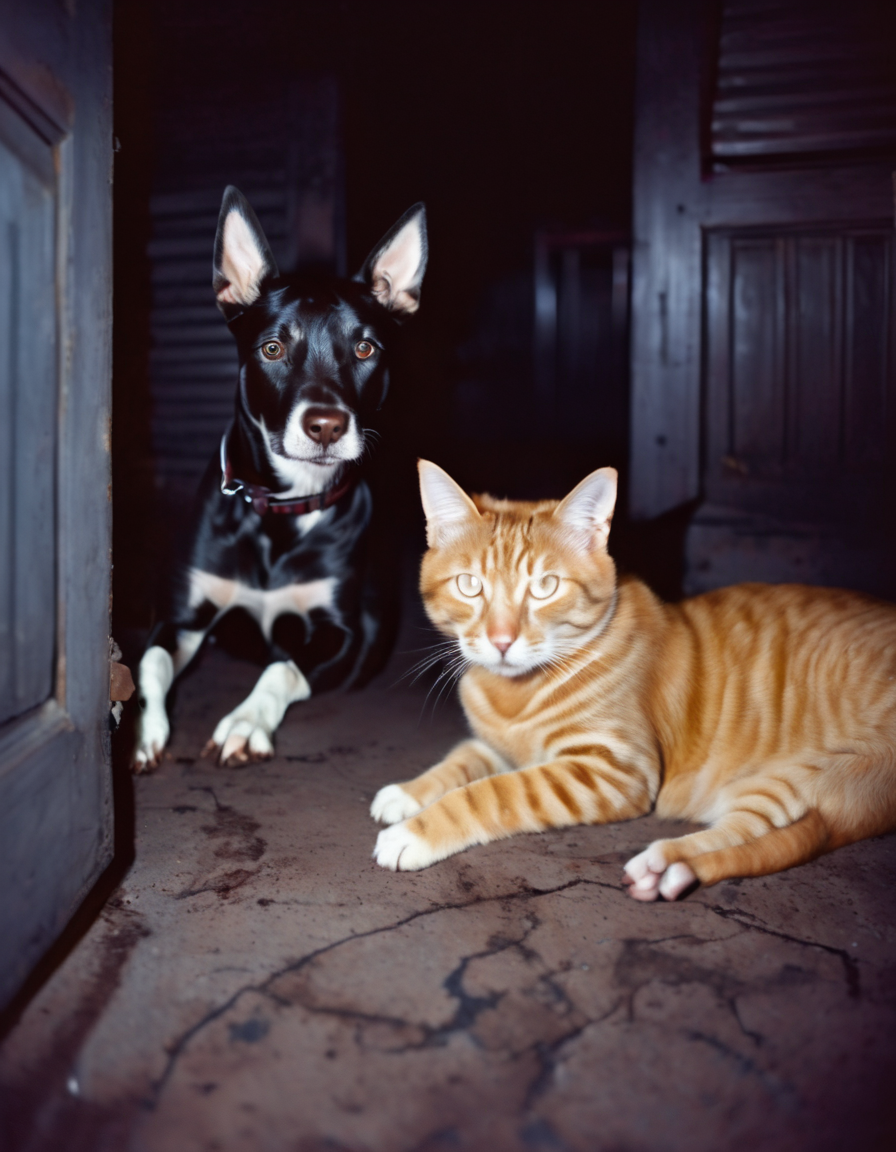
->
[632, 0, 895, 594]
[706, 225, 892, 519]
[730, 239, 783, 461]
[845, 235, 890, 466]
[0, 121, 57, 727]
[0, 2, 113, 1010]
[699, 222, 893, 594]
[793, 236, 842, 465]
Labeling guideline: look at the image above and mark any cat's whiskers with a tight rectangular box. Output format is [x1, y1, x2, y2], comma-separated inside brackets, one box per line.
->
[392, 636, 462, 689]
[411, 634, 467, 676]
[421, 650, 470, 717]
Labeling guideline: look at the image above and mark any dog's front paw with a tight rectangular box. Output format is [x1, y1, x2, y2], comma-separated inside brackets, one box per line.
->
[370, 783, 423, 824]
[206, 715, 274, 767]
[373, 822, 437, 871]
[132, 711, 170, 774]
[622, 843, 698, 902]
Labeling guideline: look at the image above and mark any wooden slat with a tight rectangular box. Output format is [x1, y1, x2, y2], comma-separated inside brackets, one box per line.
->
[146, 78, 342, 492]
[730, 238, 784, 460]
[844, 235, 890, 466]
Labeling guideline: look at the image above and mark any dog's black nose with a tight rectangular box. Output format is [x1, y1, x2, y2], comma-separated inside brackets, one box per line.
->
[302, 407, 347, 449]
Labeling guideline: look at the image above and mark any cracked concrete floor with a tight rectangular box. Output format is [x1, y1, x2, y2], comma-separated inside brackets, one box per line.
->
[2, 632, 896, 1152]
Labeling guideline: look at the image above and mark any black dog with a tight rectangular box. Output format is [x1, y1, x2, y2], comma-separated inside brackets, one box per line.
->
[133, 187, 427, 770]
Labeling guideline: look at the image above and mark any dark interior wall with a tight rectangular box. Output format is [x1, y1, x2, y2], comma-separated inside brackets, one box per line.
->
[112, 0, 640, 628]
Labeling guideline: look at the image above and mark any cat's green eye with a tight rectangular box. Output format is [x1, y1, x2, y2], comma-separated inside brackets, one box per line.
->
[530, 574, 559, 600]
[456, 573, 482, 597]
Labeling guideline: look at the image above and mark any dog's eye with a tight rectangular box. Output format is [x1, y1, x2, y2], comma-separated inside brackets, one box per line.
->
[529, 574, 559, 600]
[261, 341, 284, 360]
[355, 341, 375, 360]
[456, 573, 482, 597]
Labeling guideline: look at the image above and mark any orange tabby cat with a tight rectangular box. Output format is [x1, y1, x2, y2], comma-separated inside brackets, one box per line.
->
[371, 461, 896, 899]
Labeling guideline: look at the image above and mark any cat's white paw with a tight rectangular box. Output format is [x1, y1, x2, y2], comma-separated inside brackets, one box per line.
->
[373, 823, 436, 871]
[623, 844, 698, 902]
[658, 862, 698, 900]
[370, 784, 423, 824]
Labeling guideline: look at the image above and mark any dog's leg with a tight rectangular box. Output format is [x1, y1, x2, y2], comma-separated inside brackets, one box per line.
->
[205, 660, 311, 766]
[205, 610, 360, 766]
[132, 620, 210, 773]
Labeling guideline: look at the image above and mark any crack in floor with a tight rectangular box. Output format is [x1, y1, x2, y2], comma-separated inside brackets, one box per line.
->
[144, 877, 870, 1114]
[523, 997, 624, 1110]
[703, 904, 862, 998]
[147, 876, 599, 1104]
[277, 922, 545, 1057]
[684, 1028, 799, 1110]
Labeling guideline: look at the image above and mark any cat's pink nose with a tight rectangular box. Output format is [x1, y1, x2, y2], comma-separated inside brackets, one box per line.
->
[490, 634, 515, 656]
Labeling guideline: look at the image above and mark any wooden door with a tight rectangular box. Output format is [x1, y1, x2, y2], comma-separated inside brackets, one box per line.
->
[0, 0, 113, 1008]
[630, 0, 896, 596]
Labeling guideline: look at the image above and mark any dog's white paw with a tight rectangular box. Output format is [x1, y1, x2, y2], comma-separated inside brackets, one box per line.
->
[205, 661, 308, 766]
[370, 783, 423, 825]
[373, 822, 436, 871]
[132, 710, 169, 774]
[207, 715, 274, 766]
[622, 843, 698, 902]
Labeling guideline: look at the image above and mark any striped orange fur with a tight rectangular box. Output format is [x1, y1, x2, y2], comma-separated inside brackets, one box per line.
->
[371, 461, 896, 900]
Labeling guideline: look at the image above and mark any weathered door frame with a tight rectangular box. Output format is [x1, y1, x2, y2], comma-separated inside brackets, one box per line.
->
[0, 0, 113, 1010]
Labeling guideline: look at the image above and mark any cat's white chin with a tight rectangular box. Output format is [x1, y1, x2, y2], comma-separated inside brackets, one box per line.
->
[471, 653, 550, 677]
[489, 661, 534, 677]
[464, 646, 540, 677]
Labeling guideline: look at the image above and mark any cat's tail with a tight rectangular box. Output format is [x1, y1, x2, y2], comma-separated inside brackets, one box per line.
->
[688, 809, 830, 887]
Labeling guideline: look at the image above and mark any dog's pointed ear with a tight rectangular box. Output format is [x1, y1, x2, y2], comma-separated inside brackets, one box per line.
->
[553, 468, 618, 552]
[418, 459, 480, 547]
[357, 203, 427, 315]
[213, 186, 279, 319]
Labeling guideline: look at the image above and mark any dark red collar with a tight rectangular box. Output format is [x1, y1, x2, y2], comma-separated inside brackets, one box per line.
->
[220, 431, 356, 517]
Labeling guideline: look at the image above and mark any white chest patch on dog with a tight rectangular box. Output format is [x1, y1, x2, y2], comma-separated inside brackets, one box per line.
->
[188, 569, 337, 638]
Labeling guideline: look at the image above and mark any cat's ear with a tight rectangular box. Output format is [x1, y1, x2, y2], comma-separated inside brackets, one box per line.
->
[357, 203, 428, 315]
[553, 467, 618, 551]
[213, 186, 279, 320]
[418, 460, 481, 547]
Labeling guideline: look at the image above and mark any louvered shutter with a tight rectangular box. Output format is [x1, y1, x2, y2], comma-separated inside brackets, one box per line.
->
[711, 0, 896, 168]
[148, 78, 343, 498]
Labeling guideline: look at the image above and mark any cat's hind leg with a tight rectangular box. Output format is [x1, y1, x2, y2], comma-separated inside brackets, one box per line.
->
[678, 749, 896, 893]
[623, 768, 818, 900]
[682, 810, 830, 889]
[371, 740, 508, 825]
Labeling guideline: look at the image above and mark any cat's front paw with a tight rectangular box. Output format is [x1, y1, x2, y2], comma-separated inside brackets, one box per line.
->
[373, 822, 436, 871]
[622, 844, 698, 902]
[370, 783, 423, 824]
